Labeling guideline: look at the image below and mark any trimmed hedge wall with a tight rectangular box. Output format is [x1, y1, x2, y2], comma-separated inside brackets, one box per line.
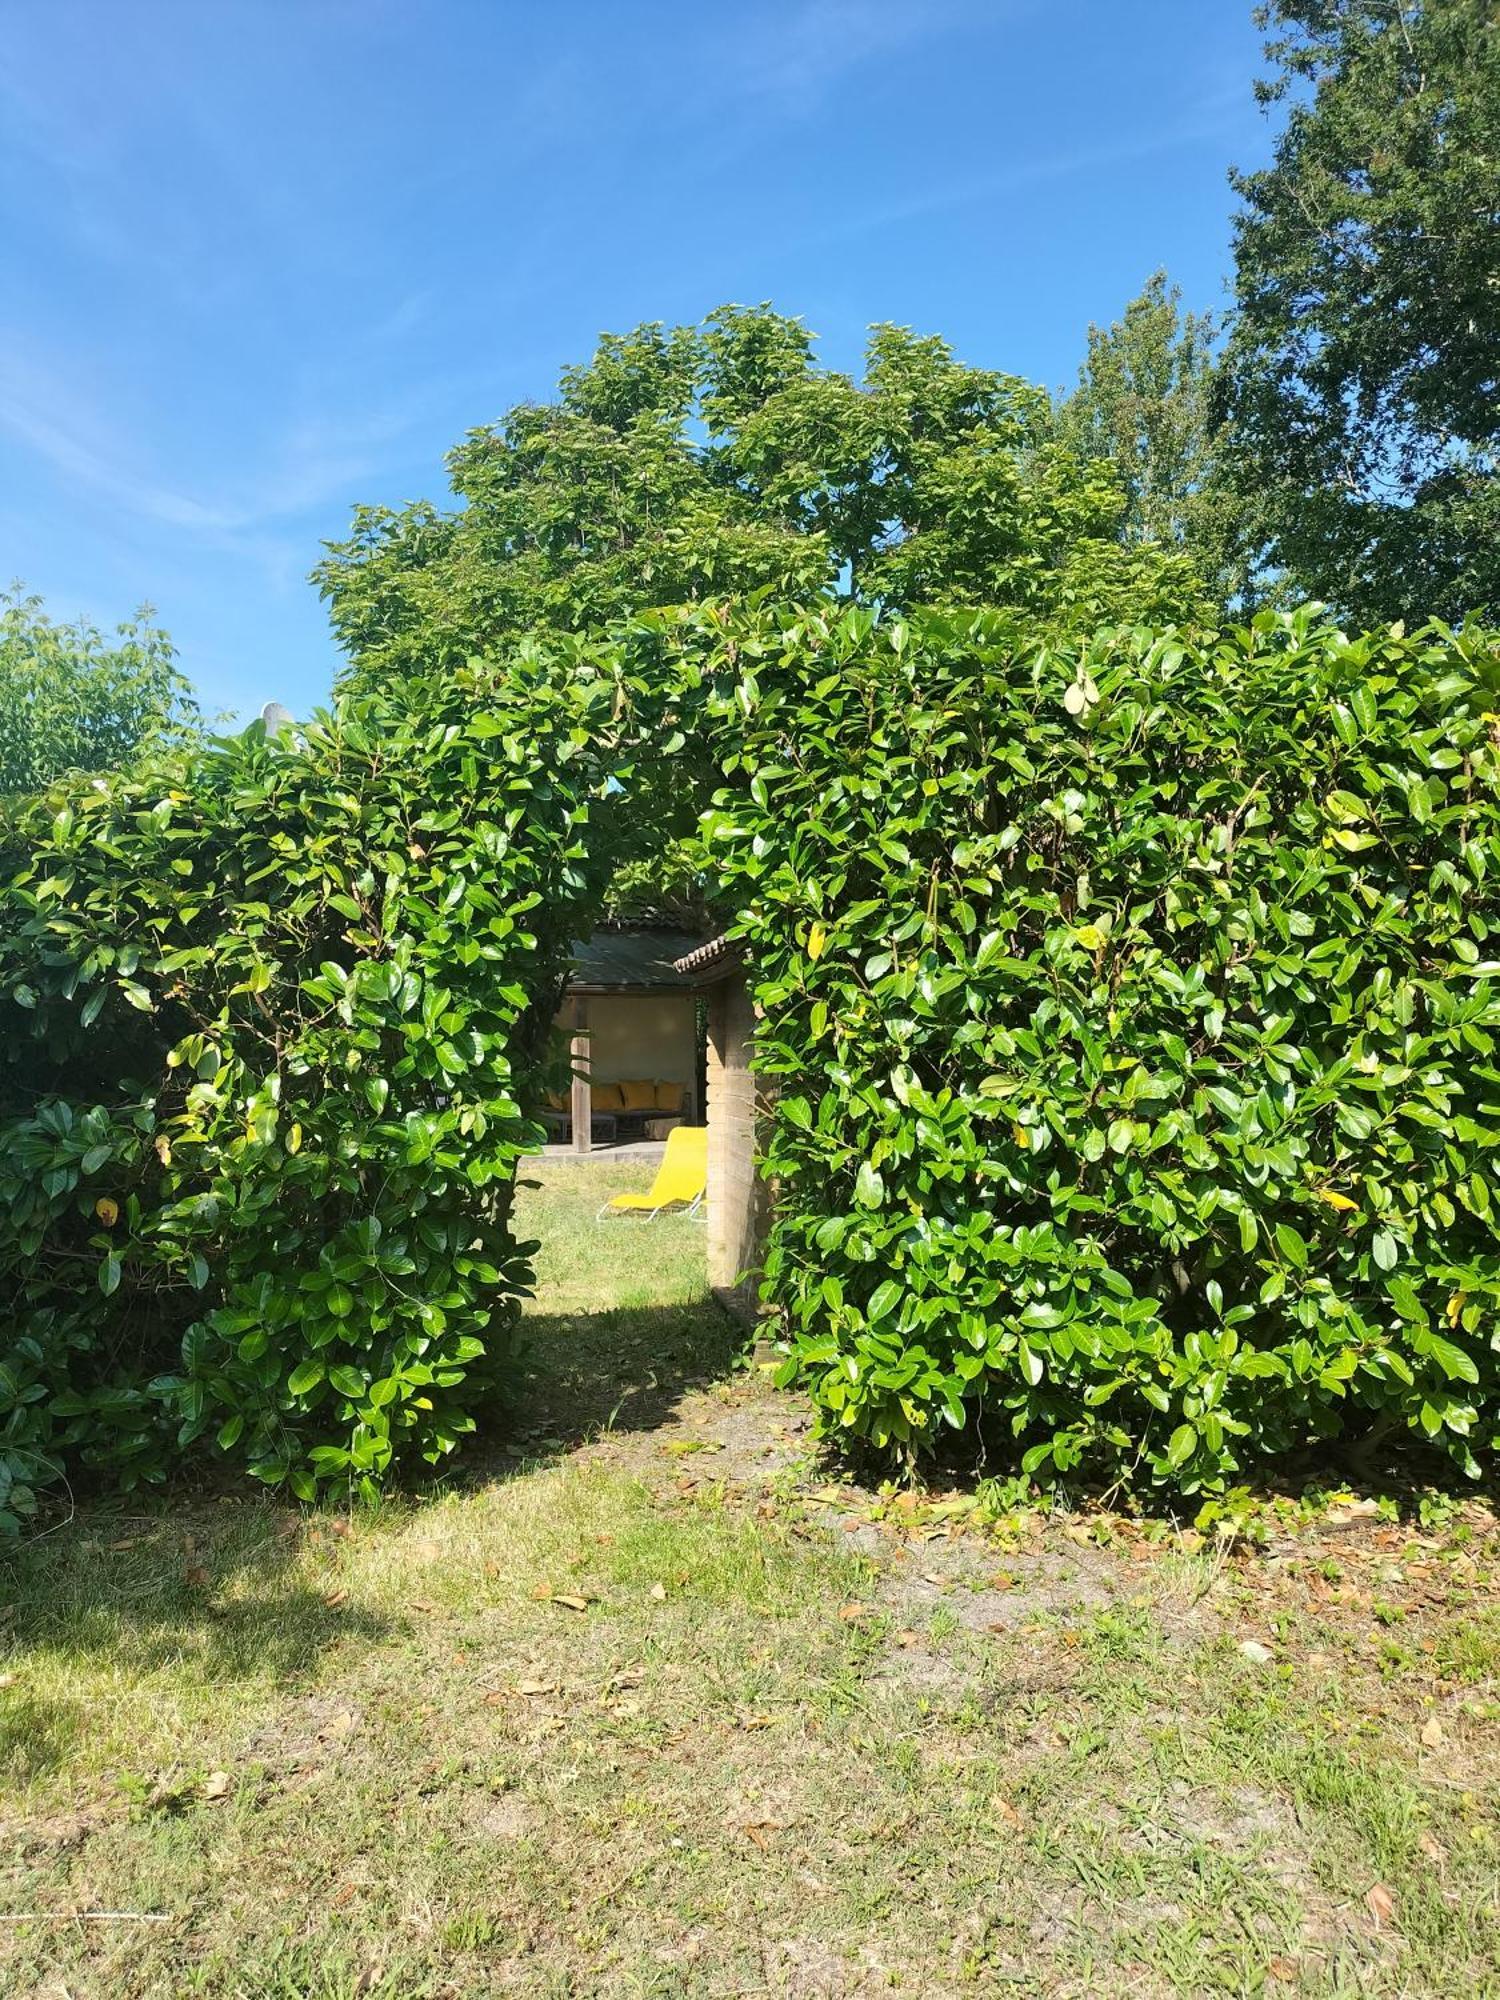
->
[699, 603, 1500, 1492]
[0, 642, 646, 1530]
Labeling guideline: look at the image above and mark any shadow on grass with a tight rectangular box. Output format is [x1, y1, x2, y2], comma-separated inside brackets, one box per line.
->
[0, 1167, 738, 1728]
[0, 1501, 391, 1778]
[466, 1157, 749, 1475]
[472, 1296, 748, 1477]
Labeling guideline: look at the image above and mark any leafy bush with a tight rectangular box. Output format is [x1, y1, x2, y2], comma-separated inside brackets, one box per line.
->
[0, 588, 197, 801]
[0, 641, 649, 1532]
[699, 602, 1500, 1492]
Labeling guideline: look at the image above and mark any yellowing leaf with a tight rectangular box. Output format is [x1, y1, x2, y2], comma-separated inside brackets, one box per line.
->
[1074, 924, 1107, 951]
[1012, 1122, 1030, 1150]
[807, 922, 827, 961]
[154, 1135, 172, 1166]
[94, 1197, 119, 1227]
[1446, 1291, 1467, 1326]
[1317, 1188, 1359, 1212]
[287, 1122, 303, 1155]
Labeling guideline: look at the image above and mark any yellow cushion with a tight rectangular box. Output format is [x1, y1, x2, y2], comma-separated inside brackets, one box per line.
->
[618, 1079, 657, 1112]
[654, 1080, 685, 1114]
[586, 1080, 619, 1110]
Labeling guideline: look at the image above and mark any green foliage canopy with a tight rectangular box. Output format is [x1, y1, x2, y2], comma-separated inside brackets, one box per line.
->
[694, 602, 1500, 1493]
[0, 589, 197, 801]
[0, 638, 677, 1532]
[1058, 273, 1239, 599]
[315, 306, 1212, 693]
[1220, 0, 1500, 622]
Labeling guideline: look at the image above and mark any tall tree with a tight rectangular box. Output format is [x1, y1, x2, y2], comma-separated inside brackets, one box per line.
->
[1220, 0, 1500, 622]
[315, 305, 1211, 692]
[1058, 273, 1236, 594]
[0, 590, 196, 801]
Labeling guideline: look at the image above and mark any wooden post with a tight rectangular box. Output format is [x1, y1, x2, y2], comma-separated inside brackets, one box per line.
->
[570, 993, 591, 1155]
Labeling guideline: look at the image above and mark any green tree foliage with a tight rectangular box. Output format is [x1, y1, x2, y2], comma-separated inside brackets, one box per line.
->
[1058, 273, 1238, 597]
[315, 306, 1211, 693]
[1220, 1, 1500, 622]
[0, 588, 197, 800]
[694, 602, 1500, 1493]
[0, 637, 679, 1531]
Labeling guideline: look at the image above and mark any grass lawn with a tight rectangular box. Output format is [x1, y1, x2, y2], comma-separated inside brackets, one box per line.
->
[2, 1157, 1498, 1997]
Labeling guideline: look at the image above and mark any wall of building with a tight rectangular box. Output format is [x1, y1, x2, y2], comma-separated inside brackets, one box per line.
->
[556, 993, 697, 1104]
[705, 974, 767, 1324]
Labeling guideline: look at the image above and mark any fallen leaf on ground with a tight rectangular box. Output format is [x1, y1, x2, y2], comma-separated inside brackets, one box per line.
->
[515, 1680, 560, 1698]
[1421, 1716, 1445, 1748]
[548, 1592, 591, 1613]
[323, 1588, 348, 1609]
[183, 1564, 211, 1591]
[1366, 1882, 1396, 1927]
[202, 1771, 232, 1801]
[649, 1582, 668, 1601]
[1418, 1830, 1444, 1863]
[838, 1601, 872, 1622]
[1265, 1956, 1300, 1983]
[1238, 1639, 1274, 1665]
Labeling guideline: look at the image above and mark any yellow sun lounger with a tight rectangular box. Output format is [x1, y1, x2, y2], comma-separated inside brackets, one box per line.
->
[599, 1124, 707, 1220]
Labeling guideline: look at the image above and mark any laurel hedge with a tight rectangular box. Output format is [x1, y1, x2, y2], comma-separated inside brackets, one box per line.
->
[5, 595, 1498, 1520]
[699, 602, 1500, 1491]
[0, 640, 650, 1532]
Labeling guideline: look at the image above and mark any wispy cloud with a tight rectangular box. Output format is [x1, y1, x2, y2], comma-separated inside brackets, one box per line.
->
[0, 342, 435, 586]
[730, 0, 978, 110]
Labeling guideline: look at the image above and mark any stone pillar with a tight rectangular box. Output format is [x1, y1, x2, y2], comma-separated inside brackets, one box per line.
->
[705, 974, 766, 1324]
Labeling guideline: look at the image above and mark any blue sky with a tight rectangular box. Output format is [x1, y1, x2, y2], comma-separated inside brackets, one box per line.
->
[1, 0, 1272, 721]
